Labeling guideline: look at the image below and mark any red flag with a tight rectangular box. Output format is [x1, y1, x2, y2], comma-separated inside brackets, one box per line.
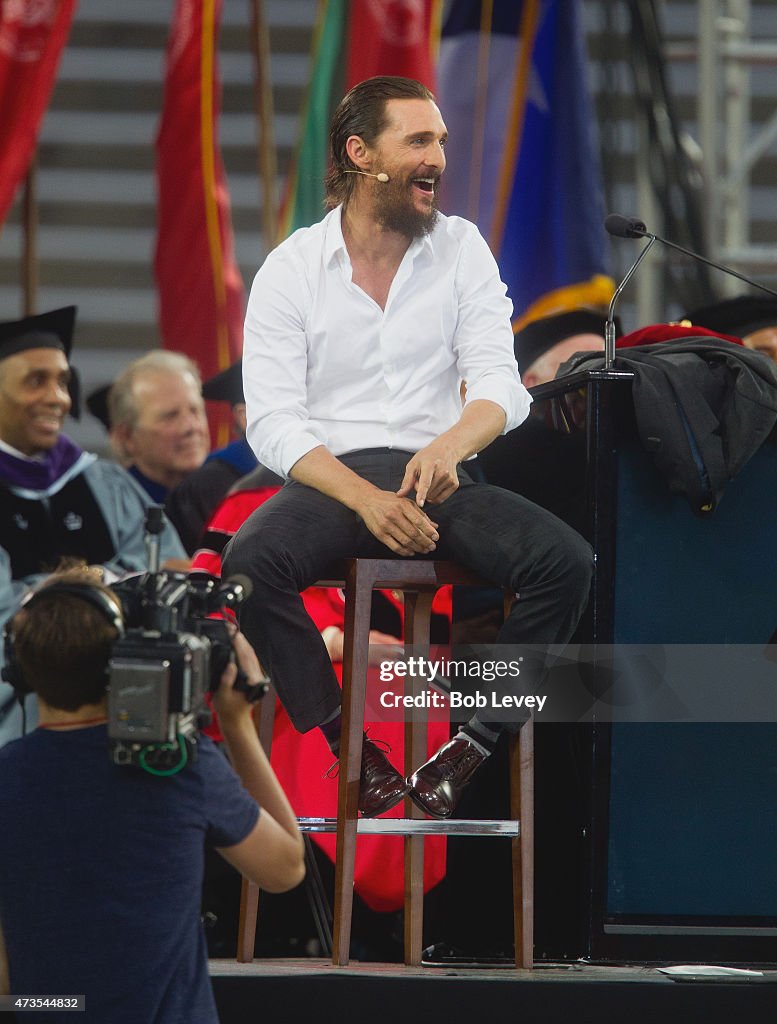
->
[0, 0, 77, 226]
[345, 0, 441, 90]
[154, 0, 245, 448]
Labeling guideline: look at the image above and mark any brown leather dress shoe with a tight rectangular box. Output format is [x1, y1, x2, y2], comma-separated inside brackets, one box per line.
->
[407, 736, 487, 819]
[358, 736, 410, 817]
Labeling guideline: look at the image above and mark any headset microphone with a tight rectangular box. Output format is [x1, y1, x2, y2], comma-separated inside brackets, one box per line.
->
[344, 169, 390, 183]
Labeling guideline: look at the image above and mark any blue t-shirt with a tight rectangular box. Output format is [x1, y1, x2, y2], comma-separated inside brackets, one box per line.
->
[0, 725, 259, 1023]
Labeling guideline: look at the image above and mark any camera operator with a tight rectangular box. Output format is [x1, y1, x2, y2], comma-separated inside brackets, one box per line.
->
[0, 569, 304, 1022]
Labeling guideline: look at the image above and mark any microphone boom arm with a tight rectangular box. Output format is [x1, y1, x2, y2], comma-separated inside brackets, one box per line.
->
[633, 230, 777, 302]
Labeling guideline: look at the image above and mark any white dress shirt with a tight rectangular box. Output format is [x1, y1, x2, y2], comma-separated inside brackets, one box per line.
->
[243, 206, 532, 478]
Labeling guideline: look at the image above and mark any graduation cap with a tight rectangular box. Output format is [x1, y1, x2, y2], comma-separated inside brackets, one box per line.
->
[514, 309, 617, 376]
[202, 360, 244, 405]
[86, 383, 112, 429]
[683, 295, 777, 341]
[0, 306, 76, 363]
[0, 307, 81, 417]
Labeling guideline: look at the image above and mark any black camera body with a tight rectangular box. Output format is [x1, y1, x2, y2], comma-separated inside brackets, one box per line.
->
[108, 631, 208, 765]
[106, 509, 263, 772]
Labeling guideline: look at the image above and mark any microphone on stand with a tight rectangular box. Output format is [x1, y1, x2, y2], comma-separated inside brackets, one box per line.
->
[603, 214, 777, 369]
[604, 214, 648, 239]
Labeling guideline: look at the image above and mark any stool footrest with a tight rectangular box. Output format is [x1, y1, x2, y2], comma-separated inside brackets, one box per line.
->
[299, 816, 520, 837]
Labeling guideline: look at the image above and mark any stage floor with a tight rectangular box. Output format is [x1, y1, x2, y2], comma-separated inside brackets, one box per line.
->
[210, 958, 777, 1024]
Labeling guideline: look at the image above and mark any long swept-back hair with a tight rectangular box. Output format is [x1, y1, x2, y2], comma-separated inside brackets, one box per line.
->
[324, 76, 435, 209]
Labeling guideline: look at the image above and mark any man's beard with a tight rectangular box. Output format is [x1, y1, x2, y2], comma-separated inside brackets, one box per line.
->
[375, 177, 439, 238]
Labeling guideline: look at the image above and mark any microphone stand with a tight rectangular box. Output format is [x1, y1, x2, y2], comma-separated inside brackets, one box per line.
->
[604, 236, 657, 369]
[604, 213, 777, 369]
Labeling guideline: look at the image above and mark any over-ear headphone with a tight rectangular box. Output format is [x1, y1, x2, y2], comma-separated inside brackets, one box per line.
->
[2, 581, 124, 699]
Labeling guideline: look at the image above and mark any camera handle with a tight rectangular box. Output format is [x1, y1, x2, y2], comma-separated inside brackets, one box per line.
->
[234, 670, 269, 704]
[229, 645, 270, 703]
[143, 505, 166, 575]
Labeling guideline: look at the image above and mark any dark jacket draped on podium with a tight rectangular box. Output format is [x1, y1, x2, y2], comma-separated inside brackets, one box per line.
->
[564, 338, 777, 516]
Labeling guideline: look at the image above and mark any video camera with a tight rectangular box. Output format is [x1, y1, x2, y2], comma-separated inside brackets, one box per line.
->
[107, 507, 267, 773]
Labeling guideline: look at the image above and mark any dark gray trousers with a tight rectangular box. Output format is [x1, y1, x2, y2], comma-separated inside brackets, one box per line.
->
[223, 449, 593, 733]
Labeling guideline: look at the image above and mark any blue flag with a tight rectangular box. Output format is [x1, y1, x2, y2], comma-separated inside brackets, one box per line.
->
[438, 0, 614, 328]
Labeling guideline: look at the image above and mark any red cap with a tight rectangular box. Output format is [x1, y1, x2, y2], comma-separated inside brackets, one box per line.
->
[616, 322, 743, 348]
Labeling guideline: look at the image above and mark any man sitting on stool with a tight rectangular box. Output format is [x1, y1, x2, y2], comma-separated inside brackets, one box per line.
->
[224, 76, 593, 820]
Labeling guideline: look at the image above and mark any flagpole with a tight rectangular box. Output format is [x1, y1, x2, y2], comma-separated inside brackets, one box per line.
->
[22, 160, 38, 316]
[468, 0, 494, 224]
[249, 0, 278, 245]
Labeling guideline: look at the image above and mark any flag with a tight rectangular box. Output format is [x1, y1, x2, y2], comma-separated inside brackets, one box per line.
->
[154, 0, 245, 447]
[0, 0, 77, 227]
[345, 0, 442, 90]
[277, 0, 347, 238]
[438, 0, 614, 328]
[278, 0, 443, 239]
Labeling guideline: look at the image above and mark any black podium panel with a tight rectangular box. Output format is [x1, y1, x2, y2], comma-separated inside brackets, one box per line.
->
[611, 439, 777, 646]
[593, 437, 777, 962]
[485, 371, 777, 963]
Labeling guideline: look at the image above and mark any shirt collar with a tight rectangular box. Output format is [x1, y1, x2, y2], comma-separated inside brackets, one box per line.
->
[410, 228, 435, 261]
[0, 434, 91, 498]
[324, 204, 437, 267]
[322, 205, 347, 268]
[128, 464, 169, 503]
[0, 438, 46, 462]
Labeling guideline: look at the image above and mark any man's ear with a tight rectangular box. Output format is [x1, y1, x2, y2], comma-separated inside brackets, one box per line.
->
[521, 369, 540, 389]
[232, 403, 247, 436]
[344, 134, 369, 169]
[109, 423, 134, 465]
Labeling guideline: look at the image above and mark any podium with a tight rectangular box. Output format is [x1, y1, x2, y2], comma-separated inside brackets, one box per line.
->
[479, 366, 777, 963]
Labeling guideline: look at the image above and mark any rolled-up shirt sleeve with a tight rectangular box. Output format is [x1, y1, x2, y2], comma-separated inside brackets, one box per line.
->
[452, 224, 532, 434]
[243, 247, 327, 478]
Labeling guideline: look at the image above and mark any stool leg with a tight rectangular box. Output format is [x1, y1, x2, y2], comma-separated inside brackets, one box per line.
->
[257, 685, 277, 757]
[403, 589, 435, 966]
[236, 692, 277, 963]
[237, 878, 259, 962]
[333, 561, 374, 965]
[510, 720, 534, 968]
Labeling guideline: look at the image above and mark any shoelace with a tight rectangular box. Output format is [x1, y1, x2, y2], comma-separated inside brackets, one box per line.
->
[438, 745, 482, 781]
[323, 732, 394, 780]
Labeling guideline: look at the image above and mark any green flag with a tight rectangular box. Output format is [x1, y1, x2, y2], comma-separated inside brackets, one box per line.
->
[278, 0, 346, 238]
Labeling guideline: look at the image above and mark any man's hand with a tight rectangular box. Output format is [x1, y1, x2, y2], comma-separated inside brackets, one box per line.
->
[290, 448, 438, 556]
[211, 630, 264, 725]
[290, 446, 438, 556]
[396, 437, 461, 508]
[355, 489, 439, 557]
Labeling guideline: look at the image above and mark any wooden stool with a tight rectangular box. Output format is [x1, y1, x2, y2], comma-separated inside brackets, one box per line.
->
[237, 557, 534, 968]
